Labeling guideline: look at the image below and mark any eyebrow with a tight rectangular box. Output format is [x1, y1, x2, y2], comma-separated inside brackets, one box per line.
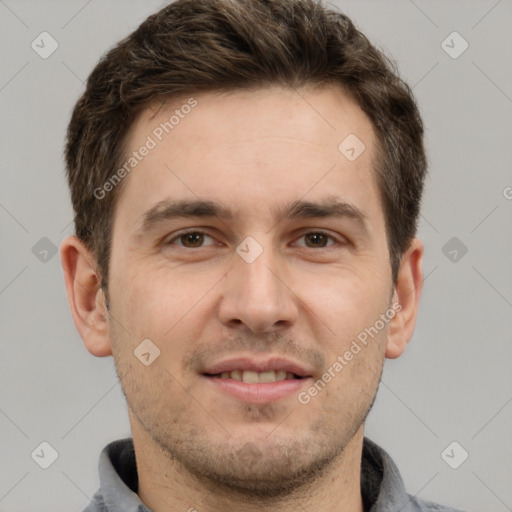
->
[135, 197, 369, 235]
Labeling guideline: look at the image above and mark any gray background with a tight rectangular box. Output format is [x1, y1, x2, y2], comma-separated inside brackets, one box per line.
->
[1, 0, 511, 510]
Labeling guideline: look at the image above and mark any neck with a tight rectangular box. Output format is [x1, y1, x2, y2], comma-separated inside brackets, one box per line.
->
[132, 416, 365, 512]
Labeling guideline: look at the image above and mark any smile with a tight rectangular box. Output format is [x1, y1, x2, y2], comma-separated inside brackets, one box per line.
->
[205, 370, 304, 383]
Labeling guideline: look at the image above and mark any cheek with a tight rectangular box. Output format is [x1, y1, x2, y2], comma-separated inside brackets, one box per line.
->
[321, 339, 384, 402]
[118, 265, 222, 350]
[296, 263, 390, 347]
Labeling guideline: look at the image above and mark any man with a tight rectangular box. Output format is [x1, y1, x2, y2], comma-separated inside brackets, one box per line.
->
[60, 0, 465, 510]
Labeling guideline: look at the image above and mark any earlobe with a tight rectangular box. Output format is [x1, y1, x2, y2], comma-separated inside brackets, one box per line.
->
[385, 238, 424, 359]
[60, 235, 112, 357]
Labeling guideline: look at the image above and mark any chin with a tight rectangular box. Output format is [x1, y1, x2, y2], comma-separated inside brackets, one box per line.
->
[168, 434, 345, 499]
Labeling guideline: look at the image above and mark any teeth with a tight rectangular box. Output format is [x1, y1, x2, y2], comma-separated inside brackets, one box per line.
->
[242, 371, 259, 383]
[217, 370, 296, 382]
[259, 371, 276, 383]
[276, 370, 287, 381]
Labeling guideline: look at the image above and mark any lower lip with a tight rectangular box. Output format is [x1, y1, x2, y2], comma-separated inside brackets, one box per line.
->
[202, 376, 310, 404]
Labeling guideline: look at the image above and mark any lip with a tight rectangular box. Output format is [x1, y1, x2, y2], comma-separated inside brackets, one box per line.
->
[201, 374, 312, 404]
[201, 356, 314, 378]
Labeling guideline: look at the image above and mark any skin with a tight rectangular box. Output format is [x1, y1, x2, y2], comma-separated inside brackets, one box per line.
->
[61, 85, 423, 512]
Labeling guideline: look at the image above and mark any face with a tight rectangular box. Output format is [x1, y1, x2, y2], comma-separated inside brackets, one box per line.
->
[107, 85, 395, 494]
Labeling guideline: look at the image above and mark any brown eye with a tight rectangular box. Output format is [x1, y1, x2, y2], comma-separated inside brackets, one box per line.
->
[304, 232, 330, 247]
[166, 231, 216, 248]
[296, 232, 337, 248]
[180, 232, 204, 247]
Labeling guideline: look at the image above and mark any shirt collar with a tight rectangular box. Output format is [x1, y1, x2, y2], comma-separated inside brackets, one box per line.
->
[93, 438, 150, 512]
[90, 436, 418, 512]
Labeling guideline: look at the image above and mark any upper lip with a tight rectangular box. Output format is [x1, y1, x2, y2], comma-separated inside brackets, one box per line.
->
[201, 356, 314, 378]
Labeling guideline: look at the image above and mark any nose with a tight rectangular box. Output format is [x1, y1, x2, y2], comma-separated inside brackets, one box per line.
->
[218, 243, 299, 333]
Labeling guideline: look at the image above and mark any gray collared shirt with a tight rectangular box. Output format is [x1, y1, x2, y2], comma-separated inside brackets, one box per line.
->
[83, 437, 465, 512]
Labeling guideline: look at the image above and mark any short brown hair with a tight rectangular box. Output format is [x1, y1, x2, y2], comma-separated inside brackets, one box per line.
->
[65, 0, 426, 294]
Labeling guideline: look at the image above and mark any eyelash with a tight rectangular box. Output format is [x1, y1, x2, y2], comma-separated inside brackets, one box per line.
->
[164, 229, 344, 249]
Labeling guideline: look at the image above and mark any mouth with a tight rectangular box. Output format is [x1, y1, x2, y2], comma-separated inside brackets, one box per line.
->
[203, 370, 306, 383]
[200, 357, 314, 404]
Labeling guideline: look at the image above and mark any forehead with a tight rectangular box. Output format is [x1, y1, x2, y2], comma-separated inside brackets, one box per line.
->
[113, 85, 382, 232]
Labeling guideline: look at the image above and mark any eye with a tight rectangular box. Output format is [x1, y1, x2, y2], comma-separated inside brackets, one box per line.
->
[294, 231, 339, 248]
[164, 229, 343, 250]
[166, 230, 216, 248]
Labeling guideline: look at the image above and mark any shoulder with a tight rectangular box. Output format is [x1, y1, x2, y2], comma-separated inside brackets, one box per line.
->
[404, 493, 467, 512]
[362, 437, 467, 512]
[82, 488, 106, 512]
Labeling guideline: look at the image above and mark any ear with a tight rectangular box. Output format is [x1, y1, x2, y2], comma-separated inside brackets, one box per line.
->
[385, 237, 424, 359]
[60, 235, 112, 357]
